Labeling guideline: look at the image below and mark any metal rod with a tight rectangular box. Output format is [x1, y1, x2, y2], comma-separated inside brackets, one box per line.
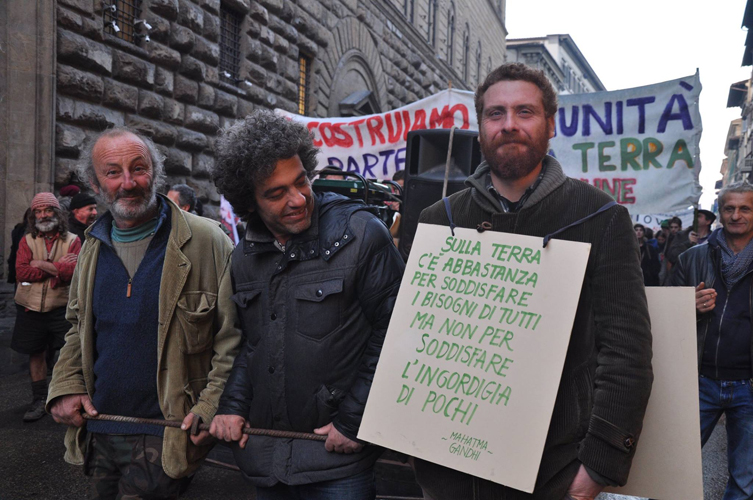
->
[83, 413, 327, 441]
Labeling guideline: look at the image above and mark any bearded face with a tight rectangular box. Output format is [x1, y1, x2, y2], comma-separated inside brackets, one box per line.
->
[479, 121, 552, 181]
[35, 216, 59, 234]
[95, 177, 158, 223]
[33, 207, 60, 234]
[91, 132, 159, 226]
[477, 80, 555, 183]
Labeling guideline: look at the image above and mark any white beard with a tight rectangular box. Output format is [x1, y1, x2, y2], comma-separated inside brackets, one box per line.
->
[35, 218, 59, 233]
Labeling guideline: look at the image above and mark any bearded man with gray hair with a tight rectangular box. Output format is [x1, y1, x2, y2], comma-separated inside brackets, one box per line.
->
[47, 128, 241, 498]
[12, 192, 81, 422]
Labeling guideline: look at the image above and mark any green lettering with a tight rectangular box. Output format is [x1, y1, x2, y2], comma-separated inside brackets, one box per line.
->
[573, 142, 595, 173]
[598, 141, 616, 172]
[620, 137, 642, 171]
[667, 139, 694, 169]
[642, 138, 664, 169]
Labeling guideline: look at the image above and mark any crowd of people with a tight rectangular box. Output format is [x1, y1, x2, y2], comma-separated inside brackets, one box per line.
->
[4, 61, 750, 500]
[633, 209, 717, 287]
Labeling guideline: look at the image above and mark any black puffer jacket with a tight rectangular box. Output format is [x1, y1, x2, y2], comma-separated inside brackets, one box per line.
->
[217, 192, 405, 486]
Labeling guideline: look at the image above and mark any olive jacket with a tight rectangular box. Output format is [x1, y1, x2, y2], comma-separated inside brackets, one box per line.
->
[47, 196, 242, 479]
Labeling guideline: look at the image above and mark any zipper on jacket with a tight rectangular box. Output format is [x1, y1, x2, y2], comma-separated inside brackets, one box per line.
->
[712, 255, 753, 379]
[716, 289, 731, 380]
[126, 278, 132, 298]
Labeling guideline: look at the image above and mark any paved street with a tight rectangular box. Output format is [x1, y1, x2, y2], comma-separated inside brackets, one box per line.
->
[0, 312, 730, 500]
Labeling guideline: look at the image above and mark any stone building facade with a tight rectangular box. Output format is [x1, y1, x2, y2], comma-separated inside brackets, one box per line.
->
[506, 34, 605, 95]
[0, 0, 507, 281]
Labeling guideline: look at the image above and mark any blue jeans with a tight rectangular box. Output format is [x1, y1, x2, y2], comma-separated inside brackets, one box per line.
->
[255, 468, 375, 500]
[700, 376, 753, 500]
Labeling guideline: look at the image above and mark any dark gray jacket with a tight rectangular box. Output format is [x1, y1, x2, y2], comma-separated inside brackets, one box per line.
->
[671, 229, 753, 379]
[217, 192, 405, 486]
[413, 157, 653, 500]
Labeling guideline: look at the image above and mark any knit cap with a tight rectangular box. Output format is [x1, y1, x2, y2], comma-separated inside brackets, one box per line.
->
[70, 192, 97, 211]
[59, 185, 81, 197]
[30, 192, 61, 211]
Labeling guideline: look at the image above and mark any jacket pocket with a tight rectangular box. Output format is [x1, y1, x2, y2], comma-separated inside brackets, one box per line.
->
[176, 292, 217, 354]
[231, 288, 262, 344]
[574, 365, 593, 438]
[294, 278, 343, 341]
[183, 377, 208, 407]
[550, 363, 593, 445]
[314, 384, 347, 428]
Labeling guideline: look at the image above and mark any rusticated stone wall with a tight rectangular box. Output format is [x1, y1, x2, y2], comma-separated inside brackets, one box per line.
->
[0, 0, 507, 279]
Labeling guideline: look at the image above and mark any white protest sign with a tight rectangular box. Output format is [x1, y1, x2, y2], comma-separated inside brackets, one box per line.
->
[553, 72, 702, 215]
[359, 224, 590, 493]
[606, 287, 703, 500]
[278, 89, 475, 180]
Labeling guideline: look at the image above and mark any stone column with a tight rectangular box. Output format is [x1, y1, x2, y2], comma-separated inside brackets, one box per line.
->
[0, 0, 56, 281]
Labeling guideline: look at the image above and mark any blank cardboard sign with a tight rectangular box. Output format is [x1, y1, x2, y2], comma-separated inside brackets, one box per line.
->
[605, 286, 703, 500]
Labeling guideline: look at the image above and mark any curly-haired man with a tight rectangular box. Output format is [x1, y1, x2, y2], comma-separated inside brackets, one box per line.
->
[210, 111, 405, 499]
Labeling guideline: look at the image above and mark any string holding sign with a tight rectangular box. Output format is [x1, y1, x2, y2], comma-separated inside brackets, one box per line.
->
[542, 201, 617, 248]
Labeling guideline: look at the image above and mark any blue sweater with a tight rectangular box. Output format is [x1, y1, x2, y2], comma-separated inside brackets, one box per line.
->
[87, 200, 171, 436]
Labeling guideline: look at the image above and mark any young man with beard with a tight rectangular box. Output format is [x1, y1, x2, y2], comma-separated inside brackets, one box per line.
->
[47, 128, 241, 498]
[413, 63, 653, 500]
[209, 111, 405, 499]
[12, 193, 81, 422]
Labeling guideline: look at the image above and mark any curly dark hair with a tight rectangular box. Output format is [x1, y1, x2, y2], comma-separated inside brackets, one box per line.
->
[27, 206, 69, 239]
[213, 110, 319, 218]
[475, 62, 558, 123]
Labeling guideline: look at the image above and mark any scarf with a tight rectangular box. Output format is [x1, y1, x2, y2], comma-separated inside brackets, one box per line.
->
[717, 229, 753, 287]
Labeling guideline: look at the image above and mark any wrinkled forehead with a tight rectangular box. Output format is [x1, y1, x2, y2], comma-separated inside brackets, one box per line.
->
[482, 80, 545, 110]
[92, 132, 151, 165]
[721, 191, 753, 209]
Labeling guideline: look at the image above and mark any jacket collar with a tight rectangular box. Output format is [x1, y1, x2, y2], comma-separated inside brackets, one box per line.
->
[466, 155, 568, 214]
[707, 227, 724, 249]
[68, 215, 89, 233]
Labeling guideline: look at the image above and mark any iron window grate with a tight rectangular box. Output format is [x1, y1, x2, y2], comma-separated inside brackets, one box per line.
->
[220, 8, 242, 85]
[103, 0, 142, 44]
[298, 56, 310, 115]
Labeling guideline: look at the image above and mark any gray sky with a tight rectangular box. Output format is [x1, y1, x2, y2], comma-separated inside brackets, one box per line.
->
[506, 0, 750, 209]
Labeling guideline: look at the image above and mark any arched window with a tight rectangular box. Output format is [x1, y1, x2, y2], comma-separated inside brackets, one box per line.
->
[446, 3, 455, 66]
[462, 27, 470, 82]
[476, 42, 482, 85]
[427, 0, 438, 45]
[404, 0, 414, 23]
